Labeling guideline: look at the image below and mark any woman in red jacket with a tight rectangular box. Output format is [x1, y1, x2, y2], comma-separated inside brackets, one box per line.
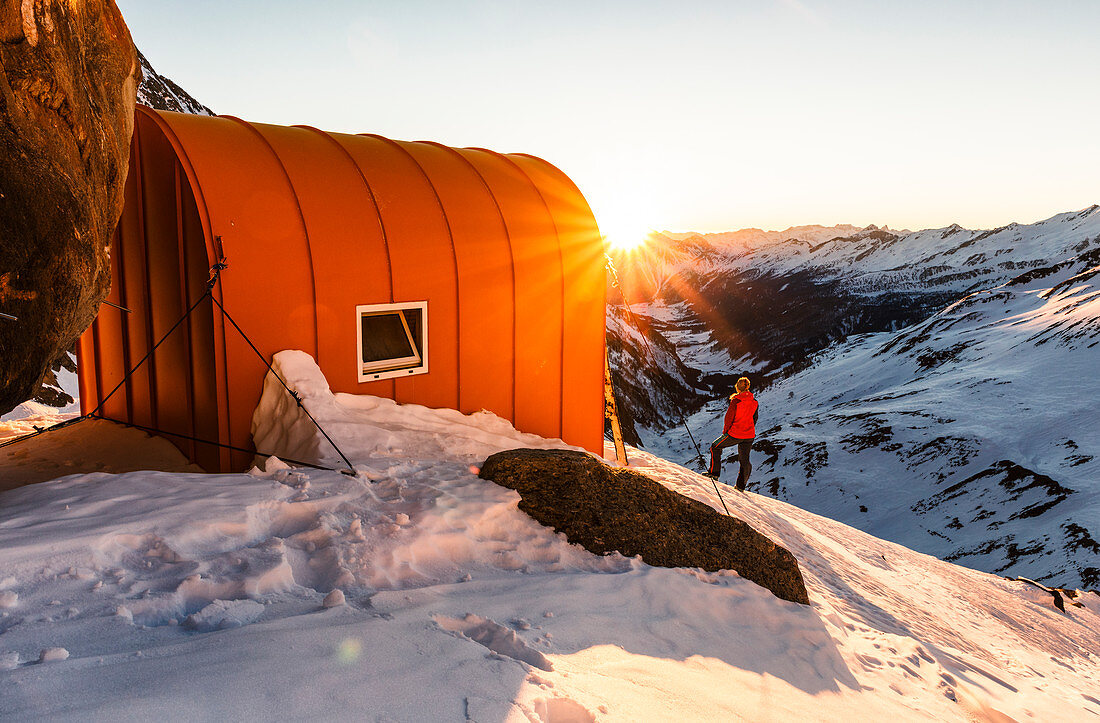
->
[706, 377, 758, 491]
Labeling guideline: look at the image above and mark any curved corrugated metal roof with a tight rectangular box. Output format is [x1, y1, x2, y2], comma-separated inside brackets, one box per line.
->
[80, 107, 606, 471]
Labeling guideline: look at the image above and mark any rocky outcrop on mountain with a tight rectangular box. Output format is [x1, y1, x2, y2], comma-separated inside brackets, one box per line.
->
[605, 305, 706, 445]
[685, 269, 956, 381]
[479, 448, 809, 604]
[136, 49, 212, 115]
[0, 0, 139, 415]
[33, 349, 77, 407]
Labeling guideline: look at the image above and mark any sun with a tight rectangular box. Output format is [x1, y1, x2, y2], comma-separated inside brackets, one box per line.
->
[605, 229, 651, 253]
[598, 209, 655, 253]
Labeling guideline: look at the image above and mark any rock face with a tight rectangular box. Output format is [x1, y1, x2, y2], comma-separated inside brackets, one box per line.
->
[0, 0, 139, 414]
[478, 448, 810, 605]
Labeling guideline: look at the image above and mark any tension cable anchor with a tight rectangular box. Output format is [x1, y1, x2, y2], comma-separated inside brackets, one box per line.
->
[88, 249, 356, 477]
[207, 259, 229, 289]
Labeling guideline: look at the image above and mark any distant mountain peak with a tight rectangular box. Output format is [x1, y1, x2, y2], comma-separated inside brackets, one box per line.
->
[136, 49, 213, 116]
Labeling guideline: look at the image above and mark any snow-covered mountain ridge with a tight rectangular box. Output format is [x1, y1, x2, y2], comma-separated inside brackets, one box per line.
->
[667, 206, 1100, 294]
[608, 208, 1100, 404]
[608, 206, 1100, 588]
[663, 223, 871, 249]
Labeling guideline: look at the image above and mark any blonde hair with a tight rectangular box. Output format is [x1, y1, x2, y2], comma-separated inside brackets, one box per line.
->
[735, 377, 750, 392]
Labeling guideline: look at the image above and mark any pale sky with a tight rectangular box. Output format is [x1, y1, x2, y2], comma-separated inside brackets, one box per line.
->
[118, 0, 1099, 241]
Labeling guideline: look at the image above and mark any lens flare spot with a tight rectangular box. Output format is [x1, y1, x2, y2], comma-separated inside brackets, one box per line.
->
[337, 637, 362, 664]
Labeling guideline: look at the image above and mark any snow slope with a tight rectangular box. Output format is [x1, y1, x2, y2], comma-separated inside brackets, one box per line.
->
[611, 207, 1100, 582]
[740, 244, 1100, 588]
[1, 352, 1098, 720]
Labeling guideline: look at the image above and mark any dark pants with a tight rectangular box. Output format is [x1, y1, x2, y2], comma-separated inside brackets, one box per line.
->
[709, 434, 753, 489]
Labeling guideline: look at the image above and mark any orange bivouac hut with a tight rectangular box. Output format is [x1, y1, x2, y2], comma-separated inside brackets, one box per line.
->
[78, 107, 606, 472]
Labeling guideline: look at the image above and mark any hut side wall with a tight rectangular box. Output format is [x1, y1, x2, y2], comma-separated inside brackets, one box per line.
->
[79, 109, 224, 470]
[510, 154, 607, 453]
[253, 124, 396, 400]
[157, 112, 319, 468]
[456, 148, 566, 442]
[339, 133, 461, 411]
[401, 141, 516, 422]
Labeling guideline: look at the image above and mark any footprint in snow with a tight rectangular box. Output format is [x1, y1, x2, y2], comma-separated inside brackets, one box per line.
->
[434, 613, 552, 671]
[532, 696, 597, 723]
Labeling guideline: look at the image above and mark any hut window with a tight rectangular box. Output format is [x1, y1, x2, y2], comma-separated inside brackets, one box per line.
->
[356, 302, 428, 382]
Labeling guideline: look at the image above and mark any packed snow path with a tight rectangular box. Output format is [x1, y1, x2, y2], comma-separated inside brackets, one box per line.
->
[0, 352, 1097, 720]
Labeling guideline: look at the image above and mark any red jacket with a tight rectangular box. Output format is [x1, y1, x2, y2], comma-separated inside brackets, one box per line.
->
[723, 391, 758, 439]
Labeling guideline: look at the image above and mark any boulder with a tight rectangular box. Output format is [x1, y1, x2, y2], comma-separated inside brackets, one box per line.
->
[479, 449, 809, 605]
[0, 0, 139, 414]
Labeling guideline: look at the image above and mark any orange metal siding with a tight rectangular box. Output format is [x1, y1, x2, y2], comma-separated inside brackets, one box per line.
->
[137, 109, 234, 470]
[81, 107, 604, 471]
[402, 141, 516, 421]
[159, 112, 318, 468]
[349, 134, 461, 411]
[457, 148, 565, 442]
[511, 155, 607, 453]
[254, 125, 395, 398]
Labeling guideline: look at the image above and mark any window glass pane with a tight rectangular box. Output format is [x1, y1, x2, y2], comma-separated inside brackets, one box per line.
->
[361, 313, 415, 363]
[403, 309, 424, 355]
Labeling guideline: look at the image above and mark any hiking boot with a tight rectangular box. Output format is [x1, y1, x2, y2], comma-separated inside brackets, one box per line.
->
[703, 471, 720, 481]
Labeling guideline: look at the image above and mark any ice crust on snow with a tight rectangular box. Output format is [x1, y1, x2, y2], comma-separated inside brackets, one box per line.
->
[0, 417, 202, 491]
[0, 350, 1097, 719]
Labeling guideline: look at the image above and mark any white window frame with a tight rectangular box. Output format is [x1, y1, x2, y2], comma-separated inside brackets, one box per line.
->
[355, 301, 429, 382]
